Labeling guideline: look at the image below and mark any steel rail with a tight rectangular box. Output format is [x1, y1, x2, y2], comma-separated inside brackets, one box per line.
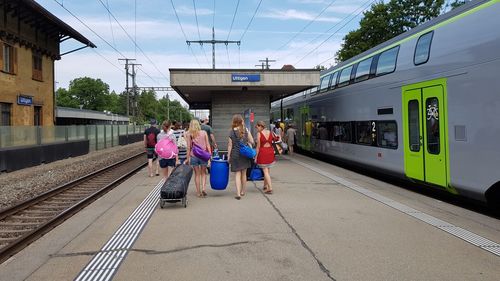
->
[0, 152, 147, 264]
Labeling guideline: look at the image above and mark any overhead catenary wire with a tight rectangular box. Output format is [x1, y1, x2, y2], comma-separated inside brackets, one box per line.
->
[239, 0, 264, 41]
[227, 0, 240, 40]
[96, 0, 170, 83]
[52, 0, 125, 58]
[105, 0, 116, 48]
[193, 0, 211, 67]
[272, 0, 338, 57]
[170, 0, 202, 68]
[296, 0, 376, 66]
[276, 0, 373, 64]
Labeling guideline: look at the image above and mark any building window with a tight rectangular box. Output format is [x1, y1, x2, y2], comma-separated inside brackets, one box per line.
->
[32, 52, 43, 81]
[2, 43, 17, 74]
[0, 103, 12, 126]
[414, 31, 434, 65]
[34, 106, 42, 126]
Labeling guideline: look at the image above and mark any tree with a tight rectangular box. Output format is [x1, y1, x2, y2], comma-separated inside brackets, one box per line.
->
[55, 88, 79, 108]
[67, 77, 110, 111]
[449, 0, 468, 9]
[137, 90, 158, 124]
[336, 0, 445, 62]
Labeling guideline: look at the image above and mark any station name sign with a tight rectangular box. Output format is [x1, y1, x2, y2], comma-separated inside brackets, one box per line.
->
[17, 95, 33, 106]
[231, 74, 260, 82]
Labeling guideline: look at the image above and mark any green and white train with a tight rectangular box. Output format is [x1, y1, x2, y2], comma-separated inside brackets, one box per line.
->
[271, 0, 500, 206]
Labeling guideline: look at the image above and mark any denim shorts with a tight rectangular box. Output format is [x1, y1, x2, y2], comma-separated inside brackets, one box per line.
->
[190, 156, 208, 166]
[159, 158, 176, 168]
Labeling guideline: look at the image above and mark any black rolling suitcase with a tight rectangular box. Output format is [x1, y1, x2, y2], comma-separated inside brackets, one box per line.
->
[159, 164, 193, 208]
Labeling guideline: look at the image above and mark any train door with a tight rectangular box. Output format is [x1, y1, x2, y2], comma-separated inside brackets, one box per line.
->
[299, 105, 310, 150]
[402, 79, 450, 189]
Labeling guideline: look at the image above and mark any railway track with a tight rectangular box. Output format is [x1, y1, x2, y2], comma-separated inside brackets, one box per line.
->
[0, 152, 147, 264]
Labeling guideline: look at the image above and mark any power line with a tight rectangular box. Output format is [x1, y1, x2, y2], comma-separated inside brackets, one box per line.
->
[296, 0, 376, 65]
[52, 0, 125, 57]
[227, 0, 240, 40]
[170, 0, 202, 67]
[193, 0, 211, 67]
[105, 0, 116, 48]
[276, 0, 372, 63]
[272, 0, 337, 56]
[96, 0, 170, 83]
[239, 0, 264, 41]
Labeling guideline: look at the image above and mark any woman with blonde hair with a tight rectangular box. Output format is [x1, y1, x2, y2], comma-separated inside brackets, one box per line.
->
[186, 119, 211, 197]
[255, 121, 275, 194]
[227, 114, 254, 199]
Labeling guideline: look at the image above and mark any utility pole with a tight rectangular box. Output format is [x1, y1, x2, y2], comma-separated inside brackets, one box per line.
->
[167, 93, 170, 121]
[118, 58, 135, 117]
[258, 57, 276, 69]
[255, 62, 265, 69]
[130, 63, 141, 122]
[187, 27, 240, 69]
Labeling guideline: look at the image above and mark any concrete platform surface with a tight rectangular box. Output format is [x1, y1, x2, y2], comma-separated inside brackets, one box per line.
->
[0, 154, 499, 281]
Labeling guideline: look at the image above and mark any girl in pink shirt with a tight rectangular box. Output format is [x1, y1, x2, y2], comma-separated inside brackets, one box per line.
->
[186, 119, 211, 197]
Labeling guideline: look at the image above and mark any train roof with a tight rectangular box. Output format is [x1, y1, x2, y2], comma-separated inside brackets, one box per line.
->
[321, 0, 492, 76]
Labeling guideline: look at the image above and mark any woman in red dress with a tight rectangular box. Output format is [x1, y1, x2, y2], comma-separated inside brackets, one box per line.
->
[255, 121, 275, 194]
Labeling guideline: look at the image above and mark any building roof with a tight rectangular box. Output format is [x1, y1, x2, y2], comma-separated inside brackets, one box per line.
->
[1, 0, 95, 48]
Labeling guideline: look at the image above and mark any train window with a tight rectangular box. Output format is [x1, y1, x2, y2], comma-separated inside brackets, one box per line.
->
[376, 46, 399, 76]
[377, 121, 398, 149]
[356, 121, 376, 145]
[408, 100, 420, 152]
[329, 72, 338, 89]
[414, 31, 434, 65]
[354, 57, 373, 82]
[319, 74, 331, 92]
[333, 122, 352, 143]
[338, 66, 353, 87]
[426, 97, 440, 154]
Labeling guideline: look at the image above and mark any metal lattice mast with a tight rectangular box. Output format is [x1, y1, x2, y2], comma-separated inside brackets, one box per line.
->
[187, 27, 240, 69]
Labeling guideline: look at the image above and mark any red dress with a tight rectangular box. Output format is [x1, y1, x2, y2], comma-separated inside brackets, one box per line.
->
[256, 131, 275, 165]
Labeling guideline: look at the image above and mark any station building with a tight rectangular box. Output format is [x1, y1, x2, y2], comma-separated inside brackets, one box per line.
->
[0, 0, 95, 126]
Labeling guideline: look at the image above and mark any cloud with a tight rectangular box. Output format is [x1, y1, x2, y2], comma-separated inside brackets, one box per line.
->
[260, 9, 341, 22]
[327, 4, 366, 14]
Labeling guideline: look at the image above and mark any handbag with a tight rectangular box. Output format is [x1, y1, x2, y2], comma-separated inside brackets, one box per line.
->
[234, 130, 256, 159]
[248, 165, 264, 181]
[272, 141, 283, 155]
[192, 143, 211, 162]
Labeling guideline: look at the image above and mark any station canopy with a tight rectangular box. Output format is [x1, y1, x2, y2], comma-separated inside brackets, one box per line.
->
[169, 69, 320, 109]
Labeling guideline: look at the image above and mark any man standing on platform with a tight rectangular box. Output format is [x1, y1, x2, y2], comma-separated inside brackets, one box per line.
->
[144, 119, 160, 177]
[201, 117, 218, 153]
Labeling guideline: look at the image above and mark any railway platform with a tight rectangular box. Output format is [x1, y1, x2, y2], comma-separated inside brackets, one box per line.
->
[0, 154, 499, 281]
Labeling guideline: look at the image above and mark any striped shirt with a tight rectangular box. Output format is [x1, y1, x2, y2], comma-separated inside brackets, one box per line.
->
[173, 129, 187, 160]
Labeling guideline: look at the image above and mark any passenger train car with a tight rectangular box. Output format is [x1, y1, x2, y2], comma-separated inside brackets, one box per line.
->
[271, 0, 500, 206]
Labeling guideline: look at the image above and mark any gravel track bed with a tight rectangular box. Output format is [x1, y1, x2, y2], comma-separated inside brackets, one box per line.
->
[0, 143, 144, 211]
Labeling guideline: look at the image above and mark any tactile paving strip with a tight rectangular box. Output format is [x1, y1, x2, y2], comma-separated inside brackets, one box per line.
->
[289, 157, 500, 257]
[74, 179, 164, 281]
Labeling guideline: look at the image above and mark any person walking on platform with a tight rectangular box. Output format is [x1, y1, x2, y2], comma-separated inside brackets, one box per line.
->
[227, 114, 254, 200]
[201, 118, 218, 152]
[286, 124, 297, 155]
[172, 121, 188, 164]
[144, 119, 160, 177]
[255, 121, 275, 194]
[186, 119, 211, 198]
[157, 120, 179, 179]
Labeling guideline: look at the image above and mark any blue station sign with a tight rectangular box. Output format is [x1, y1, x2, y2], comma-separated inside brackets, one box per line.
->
[231, 74, 260, 82]
[17, 95, 33, 106]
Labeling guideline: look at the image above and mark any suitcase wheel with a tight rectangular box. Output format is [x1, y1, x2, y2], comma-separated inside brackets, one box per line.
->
[160, 200, 165, 209]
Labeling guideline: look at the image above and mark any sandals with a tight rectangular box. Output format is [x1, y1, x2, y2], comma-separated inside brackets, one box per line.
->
[235, 196, 241, 200]
[202, 191, 208, 197]
[264, 189, 273, 194]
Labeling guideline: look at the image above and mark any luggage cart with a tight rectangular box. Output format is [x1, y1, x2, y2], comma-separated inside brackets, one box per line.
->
[159, 164, 192, 208]
[159, 194, 187, 208]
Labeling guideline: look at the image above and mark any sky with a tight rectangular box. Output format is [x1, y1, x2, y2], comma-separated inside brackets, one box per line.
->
[38, 0, 377, 103]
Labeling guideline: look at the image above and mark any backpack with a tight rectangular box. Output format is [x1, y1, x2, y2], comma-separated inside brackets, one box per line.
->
[155, 135, 179, 159]
[177, 134, 187, 149]
[146, 130, 157, 147]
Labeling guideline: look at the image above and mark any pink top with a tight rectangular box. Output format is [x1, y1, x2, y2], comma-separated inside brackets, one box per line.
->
[187, 130, 210, 151]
